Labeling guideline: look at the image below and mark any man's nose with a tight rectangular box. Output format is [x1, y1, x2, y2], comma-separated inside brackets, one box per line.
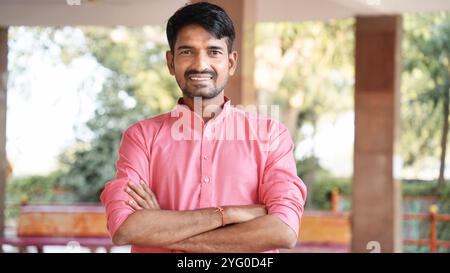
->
[191, 52, 210, 71]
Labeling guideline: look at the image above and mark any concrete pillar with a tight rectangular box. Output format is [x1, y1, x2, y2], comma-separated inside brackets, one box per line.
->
[352, 16, 402, 253]
[0, 27, 7, 238]
[192, 0, 256, 106]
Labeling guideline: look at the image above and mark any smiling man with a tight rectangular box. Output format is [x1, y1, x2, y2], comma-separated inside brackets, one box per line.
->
[100, 2, 307, 253]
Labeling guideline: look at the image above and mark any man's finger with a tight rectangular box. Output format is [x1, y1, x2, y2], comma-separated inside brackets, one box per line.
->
[128, 182, 148, 201]
[139, 180, 160, 209]
[137, 181, 158, 209]
[126, 186, 149, 209]
[129, 182, 157, 209]
[128, 199, 143, 211]
[140, 180, 153, 195]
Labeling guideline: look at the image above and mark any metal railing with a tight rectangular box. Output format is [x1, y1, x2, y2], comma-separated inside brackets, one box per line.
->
[330, 189, 450, 253]
[403, 205, 450, 252]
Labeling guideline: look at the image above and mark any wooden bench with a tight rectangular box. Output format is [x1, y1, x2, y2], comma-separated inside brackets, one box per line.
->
[296, 210, 351, 252]
[0, 204, 114, 253]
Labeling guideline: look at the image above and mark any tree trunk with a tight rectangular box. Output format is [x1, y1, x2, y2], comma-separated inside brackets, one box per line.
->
[304, 119, 317, 209]
[437, 88, 449, 191]
[282, 106, 300, 142]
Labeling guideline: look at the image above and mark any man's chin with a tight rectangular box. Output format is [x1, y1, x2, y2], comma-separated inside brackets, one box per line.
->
[183, 88, 221, 99]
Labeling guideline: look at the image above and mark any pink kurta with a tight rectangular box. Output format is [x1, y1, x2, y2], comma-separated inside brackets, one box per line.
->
[100, 97, 307, 252]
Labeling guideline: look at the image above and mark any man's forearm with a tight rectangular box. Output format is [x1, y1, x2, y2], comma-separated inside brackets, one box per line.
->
[166, 215, 298, 252]
[113, 205, 266, 248]
[113, 207, 221, 247]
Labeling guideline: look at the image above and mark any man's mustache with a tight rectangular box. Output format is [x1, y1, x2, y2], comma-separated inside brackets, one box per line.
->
[185, 70, 216, 79]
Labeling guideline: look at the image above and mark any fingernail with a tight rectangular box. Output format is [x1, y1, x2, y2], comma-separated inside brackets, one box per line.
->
[129, 200, 134, 204]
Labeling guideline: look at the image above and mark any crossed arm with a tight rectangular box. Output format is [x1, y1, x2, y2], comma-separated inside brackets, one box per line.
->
[112, 180, 297, 252]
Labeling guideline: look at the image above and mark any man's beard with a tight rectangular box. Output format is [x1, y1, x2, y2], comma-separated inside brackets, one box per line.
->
[179, 69, 227, 99]
[181, 84, 225, 99]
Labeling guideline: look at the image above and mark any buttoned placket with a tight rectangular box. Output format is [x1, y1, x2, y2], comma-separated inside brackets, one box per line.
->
[198, 119, 214, 208]
[173, 97, 231, 208]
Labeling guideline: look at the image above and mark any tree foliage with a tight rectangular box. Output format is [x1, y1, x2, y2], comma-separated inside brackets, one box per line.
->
[402, 12, 450, 188]
[54, 27, 180, 202]
[255, 20, 354, 142]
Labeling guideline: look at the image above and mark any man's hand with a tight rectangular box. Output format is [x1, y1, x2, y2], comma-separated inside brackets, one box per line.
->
[125, 180, 160, 210]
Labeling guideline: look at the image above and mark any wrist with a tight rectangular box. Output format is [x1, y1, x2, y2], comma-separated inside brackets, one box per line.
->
[222, 206, 238, 225]
[215, 207, 225, 226]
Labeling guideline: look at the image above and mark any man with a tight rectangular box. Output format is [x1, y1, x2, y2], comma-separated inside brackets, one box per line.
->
[100, 2, 307, 253]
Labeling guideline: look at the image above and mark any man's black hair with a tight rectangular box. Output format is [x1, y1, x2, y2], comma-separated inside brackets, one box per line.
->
[166, 2, 236, 54]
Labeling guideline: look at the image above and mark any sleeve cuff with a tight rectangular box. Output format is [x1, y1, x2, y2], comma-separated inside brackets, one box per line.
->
[106, 205, 134, 238]
[100, 180, 135, 238]
[268, 203, 301, 236]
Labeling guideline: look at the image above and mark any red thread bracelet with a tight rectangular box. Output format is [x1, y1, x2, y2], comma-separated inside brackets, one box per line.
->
[215, 207, 225, 226]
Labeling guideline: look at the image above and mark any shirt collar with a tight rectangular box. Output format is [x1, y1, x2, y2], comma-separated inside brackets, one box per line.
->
[171, 96, 232, 123]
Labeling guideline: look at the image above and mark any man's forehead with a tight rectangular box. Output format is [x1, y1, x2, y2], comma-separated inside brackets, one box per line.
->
[175, 25, 227, 47]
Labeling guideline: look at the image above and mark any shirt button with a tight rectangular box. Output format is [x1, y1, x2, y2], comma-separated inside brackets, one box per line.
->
[203, 177, 210, 183]
[203, 155, 209, 160]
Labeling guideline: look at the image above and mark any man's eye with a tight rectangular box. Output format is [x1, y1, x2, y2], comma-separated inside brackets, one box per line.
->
[210, 50, 222, 56]
[180, 50, 192, 55]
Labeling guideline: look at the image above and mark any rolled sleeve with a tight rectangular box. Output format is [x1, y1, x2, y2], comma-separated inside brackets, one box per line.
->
[100, 122, 151, 238]
[259, 122, 307, 236]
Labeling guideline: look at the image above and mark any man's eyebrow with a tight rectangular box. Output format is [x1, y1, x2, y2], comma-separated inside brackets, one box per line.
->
[176, 45, 194, 50]
[208, 46, 225, 51]
[175, 45, 225, 51]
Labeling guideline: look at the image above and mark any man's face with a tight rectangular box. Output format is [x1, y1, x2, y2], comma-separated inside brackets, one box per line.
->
[166, 24, 238, 99]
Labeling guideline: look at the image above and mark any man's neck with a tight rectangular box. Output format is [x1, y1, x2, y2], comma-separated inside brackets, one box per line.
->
[182, 92, 225, 124]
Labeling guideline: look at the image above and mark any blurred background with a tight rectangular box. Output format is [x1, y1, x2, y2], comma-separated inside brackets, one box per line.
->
[1, 0, 450, 253]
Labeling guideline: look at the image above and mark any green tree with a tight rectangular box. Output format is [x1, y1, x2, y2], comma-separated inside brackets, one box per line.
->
[255, 20, 354, 207]
[402, 12, 450, 190]
[56, 27, 179, 201]
[256, 20, 354, 142]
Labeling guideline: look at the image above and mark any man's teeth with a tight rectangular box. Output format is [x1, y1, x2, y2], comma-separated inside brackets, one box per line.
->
[189, 75, 212, 80]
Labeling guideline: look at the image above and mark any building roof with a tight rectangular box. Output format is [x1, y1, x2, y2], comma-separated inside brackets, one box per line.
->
[1, 0, 450, 27]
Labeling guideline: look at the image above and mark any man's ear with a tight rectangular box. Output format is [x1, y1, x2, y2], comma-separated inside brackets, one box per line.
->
[228, 50, 238, 76]
[166, 50, 175, 75]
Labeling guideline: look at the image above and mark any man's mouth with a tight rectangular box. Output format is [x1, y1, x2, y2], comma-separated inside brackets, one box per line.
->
[187, 74, 214, 82]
